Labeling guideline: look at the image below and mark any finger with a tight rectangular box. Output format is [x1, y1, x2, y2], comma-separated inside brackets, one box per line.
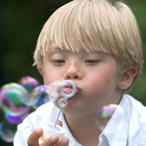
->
[27, 127, 43, 146]
[56, 120, 63, 127]
[41, 135, 59, 146]
[57, 137, 69, 146]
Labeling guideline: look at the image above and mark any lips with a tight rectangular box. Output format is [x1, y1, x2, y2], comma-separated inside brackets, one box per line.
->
[62, 87, 73, 94]
[62, 85, 80, 94]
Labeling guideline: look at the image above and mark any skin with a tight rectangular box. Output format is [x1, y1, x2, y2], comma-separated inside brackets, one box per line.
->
[28, 41, 137, 146]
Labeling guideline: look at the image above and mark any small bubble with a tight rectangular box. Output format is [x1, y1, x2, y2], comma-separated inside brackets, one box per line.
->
[0, 120, 17, 143]
[46, 81, 61, 102]
[19, 76, 39, 92]
[96, 104, 127, 133]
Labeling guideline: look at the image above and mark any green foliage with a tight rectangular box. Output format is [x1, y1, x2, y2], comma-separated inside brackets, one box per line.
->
[127, 0, 146, 105]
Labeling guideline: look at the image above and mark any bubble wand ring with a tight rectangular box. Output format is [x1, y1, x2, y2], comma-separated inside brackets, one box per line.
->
[54, 80, 76, 128]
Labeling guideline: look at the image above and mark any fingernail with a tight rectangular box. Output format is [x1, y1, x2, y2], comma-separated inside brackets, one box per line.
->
[51, 135, 58, 142]
[36, 127, 42, 133]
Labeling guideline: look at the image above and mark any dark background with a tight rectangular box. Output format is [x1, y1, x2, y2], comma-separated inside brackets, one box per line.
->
[0, 0, 146, 145]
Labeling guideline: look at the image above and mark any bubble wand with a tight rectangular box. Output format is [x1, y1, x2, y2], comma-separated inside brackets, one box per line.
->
[54, 80, 76, 129]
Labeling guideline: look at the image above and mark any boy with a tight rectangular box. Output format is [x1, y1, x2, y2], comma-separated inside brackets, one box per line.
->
[14, 0, 146, 146]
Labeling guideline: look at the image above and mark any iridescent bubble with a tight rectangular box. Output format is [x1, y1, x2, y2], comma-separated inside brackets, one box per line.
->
[46, 81, 75, 102]
[32, 87, 50, 109]
[0, 83, 30, 116]
[0, 120, 17, 143]
[31, 85, 49, 107]
[46, 81, 61, 102]
[19, 76, 39, 92]
[32, 98, 46, 110]
[5, 112, 29, 124]
[19, 85, 48, 106]
[96, 104, 127, 133]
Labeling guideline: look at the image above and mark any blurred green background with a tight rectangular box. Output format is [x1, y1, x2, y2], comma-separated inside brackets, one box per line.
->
[0, 0, 146, 145]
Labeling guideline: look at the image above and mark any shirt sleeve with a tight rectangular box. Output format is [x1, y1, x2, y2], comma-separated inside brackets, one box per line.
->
[13, 110, 43, 146]
[13, 102, 57, 146]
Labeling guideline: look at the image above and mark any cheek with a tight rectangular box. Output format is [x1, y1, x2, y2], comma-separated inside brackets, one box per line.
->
[88, 69, 117, 94]
[43, 68, 59, 85]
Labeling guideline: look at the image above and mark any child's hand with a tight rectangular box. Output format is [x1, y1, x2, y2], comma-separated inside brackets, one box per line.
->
[27, 121, 69, 146]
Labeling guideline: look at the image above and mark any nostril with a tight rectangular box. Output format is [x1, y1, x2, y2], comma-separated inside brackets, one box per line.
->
[67, 75, 78, 79]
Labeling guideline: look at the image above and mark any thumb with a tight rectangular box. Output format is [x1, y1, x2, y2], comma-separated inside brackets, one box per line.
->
[27, 127, 43, 146]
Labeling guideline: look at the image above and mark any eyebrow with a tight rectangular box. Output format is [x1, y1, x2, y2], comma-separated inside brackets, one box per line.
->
[50, 46, 63, 52]
[50, 46, 68, 55]
[51, 46, 62, 50]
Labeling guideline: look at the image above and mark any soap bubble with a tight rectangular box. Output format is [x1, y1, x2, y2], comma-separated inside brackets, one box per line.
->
[32, 86, 50, 109]
[0, 83, 30, 116]
[32, 98, 47, 110]
[5, 112, 29, 124]
[19, 76, 39, 92]
[31, 85, 49, 103]
[46, 81, 61, 102]
[19, 85, 48, 106]
[96, 104, 127, 133]
[46, 81, 75, 102]
[0, 120, 17, 143]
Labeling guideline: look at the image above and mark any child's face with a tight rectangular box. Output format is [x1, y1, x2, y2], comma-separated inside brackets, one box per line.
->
[39, 41, 122, 117]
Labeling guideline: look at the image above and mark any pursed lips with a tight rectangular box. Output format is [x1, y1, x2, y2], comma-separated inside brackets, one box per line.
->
[62, 85, 80, 94]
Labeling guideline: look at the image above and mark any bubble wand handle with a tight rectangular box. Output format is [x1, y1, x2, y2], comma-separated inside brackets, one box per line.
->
[54, 107, 62, 128]
[54, 80, 76, 129]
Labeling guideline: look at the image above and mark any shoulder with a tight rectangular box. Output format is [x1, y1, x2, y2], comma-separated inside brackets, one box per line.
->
[124, 94, 146, 145]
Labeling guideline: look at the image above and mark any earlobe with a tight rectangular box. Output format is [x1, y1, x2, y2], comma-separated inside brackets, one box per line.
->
[118, 68, 137, 90]
[37, 66, 44, 77]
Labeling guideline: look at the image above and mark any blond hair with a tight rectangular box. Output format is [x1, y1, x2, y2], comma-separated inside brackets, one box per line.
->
[33, 0, 143, 92]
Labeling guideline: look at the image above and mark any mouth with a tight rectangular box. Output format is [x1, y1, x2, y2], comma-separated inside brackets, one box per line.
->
[62, 85, 80, 94]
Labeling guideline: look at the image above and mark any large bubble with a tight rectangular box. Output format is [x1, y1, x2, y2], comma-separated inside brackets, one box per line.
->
[0, 83, 30, 116]
[19, 85, 49, 106]
[5, 112, 30, 125]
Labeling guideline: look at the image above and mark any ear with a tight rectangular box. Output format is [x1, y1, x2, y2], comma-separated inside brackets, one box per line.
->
[118, 68, 137, 90]
[37, 66, 44, 77]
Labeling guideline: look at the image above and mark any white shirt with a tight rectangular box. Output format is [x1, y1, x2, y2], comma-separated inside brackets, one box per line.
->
[14, 94, 146, 146]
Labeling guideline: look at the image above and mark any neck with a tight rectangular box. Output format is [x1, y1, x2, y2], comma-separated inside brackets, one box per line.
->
[63, 91, 123, 145]
[64, 114, 101, 146]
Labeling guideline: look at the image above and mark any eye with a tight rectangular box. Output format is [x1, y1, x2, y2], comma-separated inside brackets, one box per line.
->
[85, 60, 99, 63]
[53, 60, 65, 63]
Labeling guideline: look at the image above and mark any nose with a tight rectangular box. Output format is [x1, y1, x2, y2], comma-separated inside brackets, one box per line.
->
[64, 62, 82, 80]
